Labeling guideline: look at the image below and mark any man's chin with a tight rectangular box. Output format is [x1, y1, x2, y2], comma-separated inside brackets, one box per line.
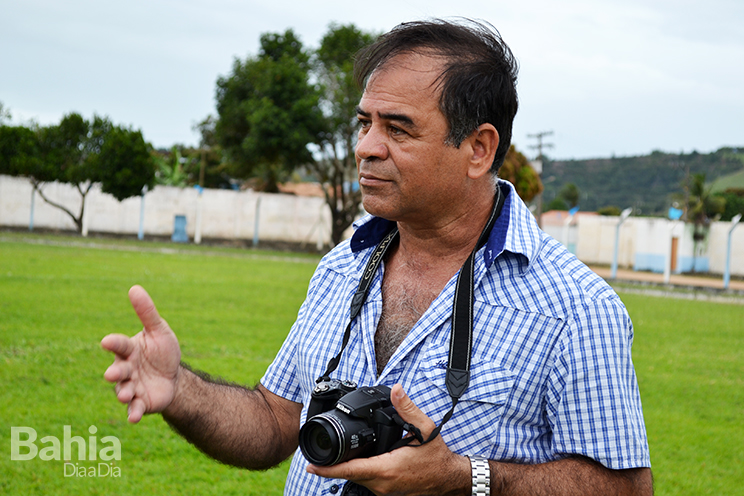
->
[361, 196, 396, 221]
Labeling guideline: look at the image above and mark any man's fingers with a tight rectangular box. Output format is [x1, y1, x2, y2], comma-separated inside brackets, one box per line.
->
[307, 454, 383, 481]
[115, 380, 135, 404]
[101, 334, 136, 358]
[127, 398, 146, 424]
[104, 360, 133, 383]
[128, 285, 168, 335]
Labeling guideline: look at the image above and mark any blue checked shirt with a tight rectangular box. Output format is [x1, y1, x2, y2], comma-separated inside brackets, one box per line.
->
[262, 180, 650, 495]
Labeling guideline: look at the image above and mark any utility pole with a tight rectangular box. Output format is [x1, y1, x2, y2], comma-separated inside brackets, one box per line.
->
[528, 131, 554, 228]
[677, 155, 690, 222]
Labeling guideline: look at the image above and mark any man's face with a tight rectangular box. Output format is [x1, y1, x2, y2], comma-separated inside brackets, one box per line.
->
[355, 53, 473, 226]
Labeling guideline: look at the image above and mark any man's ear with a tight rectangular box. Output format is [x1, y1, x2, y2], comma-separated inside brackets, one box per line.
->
[466, 124, 499, 179]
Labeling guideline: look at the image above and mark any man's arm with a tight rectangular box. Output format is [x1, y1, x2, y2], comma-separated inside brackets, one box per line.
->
[310, 385, 652, 496]
[101, 285, 302, 470]
[490, 457, 652, 496]
[162, 367, 301, 469]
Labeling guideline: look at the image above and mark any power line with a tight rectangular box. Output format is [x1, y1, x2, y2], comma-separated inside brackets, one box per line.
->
[527, 131, 554, 229]
[527, 130, 554, 160]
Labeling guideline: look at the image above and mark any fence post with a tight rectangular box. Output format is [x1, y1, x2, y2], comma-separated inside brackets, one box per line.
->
[29, 187, 35, 232]
[253, 196, 261, 248]
[723, 214, 742, 289]
[138, 186, 147, 240]
[611, 208, 633, 279]
[194, 186, 204, 244]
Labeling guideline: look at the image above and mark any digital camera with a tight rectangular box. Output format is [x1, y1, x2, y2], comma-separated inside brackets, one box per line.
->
[299, 380, 403, 466]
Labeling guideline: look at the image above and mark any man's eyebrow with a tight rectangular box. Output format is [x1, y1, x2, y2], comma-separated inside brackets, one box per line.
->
[355, 106, 416, 128]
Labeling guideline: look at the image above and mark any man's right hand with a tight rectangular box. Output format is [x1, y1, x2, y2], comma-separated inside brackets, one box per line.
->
[101, 285, 182, 423]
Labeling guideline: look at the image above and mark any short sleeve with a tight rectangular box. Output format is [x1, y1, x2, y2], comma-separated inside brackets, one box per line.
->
[260, 309, 304, 404]
[260, 265, 327, 404]
[546, 297, 651, 469]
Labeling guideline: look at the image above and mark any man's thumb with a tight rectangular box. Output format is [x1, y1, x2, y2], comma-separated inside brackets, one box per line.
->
[390, 384, 436, 437]
[129, 285, 167, 333]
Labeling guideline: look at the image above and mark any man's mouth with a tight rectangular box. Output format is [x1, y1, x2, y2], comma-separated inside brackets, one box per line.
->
[358, 171, 390, 187]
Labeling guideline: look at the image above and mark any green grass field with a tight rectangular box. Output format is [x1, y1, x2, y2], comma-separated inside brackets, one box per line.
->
[1, 232, 743, 495]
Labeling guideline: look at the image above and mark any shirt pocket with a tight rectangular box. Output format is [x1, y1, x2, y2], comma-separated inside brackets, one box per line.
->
[418, 350, 515, 453]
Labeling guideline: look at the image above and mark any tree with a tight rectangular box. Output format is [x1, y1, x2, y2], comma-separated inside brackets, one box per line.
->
[0, 101, 11, 125]
[0, 125, 40, 176]
[190, 115, 234, 189]
[152, 145, 190, 187]
[714, 189, 744, 222]
[545, 197, 569, 211]
[28, 113, 98, 231]
[5, 113, 156, 233]
[151, 118, 235, 190]
[686, 173, 725, 272]
[214, 29, 325, 192]
[543, 183, 580, 211]
[597, 206, 622, 216]
[311, 23, 377, 246]
[559, 183, 580, 209]
[498, 145, 543, 203]
[96, 125, 156, 201]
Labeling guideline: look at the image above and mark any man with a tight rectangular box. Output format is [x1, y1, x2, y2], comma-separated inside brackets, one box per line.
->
[102, 19, 652, 495]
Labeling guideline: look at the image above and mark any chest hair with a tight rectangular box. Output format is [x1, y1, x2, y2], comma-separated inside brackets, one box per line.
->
[374, 272, 439, 375]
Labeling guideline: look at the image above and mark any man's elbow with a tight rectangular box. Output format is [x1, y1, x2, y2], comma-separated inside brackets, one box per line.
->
[623, 467, 653, 496]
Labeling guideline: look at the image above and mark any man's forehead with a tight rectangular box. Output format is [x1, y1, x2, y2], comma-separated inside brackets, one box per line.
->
[359, 53, 445, 113]
[366, 51, 445, 86]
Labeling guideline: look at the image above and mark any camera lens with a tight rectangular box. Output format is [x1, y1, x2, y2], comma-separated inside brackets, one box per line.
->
[300, 411, 377, 466]
[300, 415, 343, 466]
[314, 429, 333, 452]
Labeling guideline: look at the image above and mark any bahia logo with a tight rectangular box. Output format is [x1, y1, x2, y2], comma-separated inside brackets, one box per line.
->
[11, 425, 122, 478]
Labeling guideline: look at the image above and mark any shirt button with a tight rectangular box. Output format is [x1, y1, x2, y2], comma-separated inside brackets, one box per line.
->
[329, 484, 340, 494]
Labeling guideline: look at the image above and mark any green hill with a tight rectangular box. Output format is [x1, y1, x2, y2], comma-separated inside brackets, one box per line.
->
[540, 147, 744, 215]
[710, 168, 744, 193]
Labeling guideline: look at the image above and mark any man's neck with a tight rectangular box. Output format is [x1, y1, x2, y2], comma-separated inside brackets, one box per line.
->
[393, 186, 496, 271]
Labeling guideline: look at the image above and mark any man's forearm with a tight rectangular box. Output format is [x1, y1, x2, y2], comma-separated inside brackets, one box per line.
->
[487, 457, 652, 496]
[162, 364, 301, 470]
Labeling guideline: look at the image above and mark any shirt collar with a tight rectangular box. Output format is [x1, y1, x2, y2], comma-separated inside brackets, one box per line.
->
[350, 217, 397, 252]
[350, 180, 539, 271]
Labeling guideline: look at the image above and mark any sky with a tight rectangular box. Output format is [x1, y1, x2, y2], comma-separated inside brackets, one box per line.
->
[2, 0, 743, 160]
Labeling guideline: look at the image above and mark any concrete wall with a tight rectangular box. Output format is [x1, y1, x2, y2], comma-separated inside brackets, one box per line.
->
[541, 211, 581, 255]
[577, 214, 743, 276]
[1, 174, 742, 276]
[708, 221, 744, 275]
[576, 215, 636, 268]
[0, 175, 334, 246]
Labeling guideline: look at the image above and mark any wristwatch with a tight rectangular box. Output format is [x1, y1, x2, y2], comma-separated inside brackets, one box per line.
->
[468, 455, 490, 496]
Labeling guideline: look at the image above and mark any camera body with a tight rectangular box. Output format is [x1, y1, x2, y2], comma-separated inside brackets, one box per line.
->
[305, 378, 358, 419]
[299, 380, 403, 466]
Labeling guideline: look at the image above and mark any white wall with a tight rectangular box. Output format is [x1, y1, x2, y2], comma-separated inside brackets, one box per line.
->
[708, 221, 744, 275]
[577, 213, 743, 276]
[0, 175, 334, 246]
[1, 174, 742, 276]
[576, 215, 635, 267]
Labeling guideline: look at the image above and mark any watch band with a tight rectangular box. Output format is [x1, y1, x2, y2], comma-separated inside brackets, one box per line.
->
[469, 455, 490, 496]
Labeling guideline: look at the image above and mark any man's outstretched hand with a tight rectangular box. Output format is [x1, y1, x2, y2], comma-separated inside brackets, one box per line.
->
[101, 285, 182, 423]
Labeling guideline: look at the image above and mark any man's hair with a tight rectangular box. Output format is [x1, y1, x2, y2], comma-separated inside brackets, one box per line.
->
[354, 19, 519, 173]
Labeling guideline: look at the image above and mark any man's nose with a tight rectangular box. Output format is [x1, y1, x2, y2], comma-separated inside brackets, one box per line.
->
[355, 125, 389, 162]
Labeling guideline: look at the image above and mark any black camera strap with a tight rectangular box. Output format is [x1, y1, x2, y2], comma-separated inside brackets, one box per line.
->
[318, 225, 400, 381]
[318, 186, 505, 447]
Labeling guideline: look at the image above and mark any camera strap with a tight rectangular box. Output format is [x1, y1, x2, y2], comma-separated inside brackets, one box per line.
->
[318, 186, 505, 447]
[318, 225, 400, 381]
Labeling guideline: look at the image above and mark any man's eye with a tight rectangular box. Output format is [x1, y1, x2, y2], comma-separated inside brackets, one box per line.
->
[389, 126, 405, 136]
